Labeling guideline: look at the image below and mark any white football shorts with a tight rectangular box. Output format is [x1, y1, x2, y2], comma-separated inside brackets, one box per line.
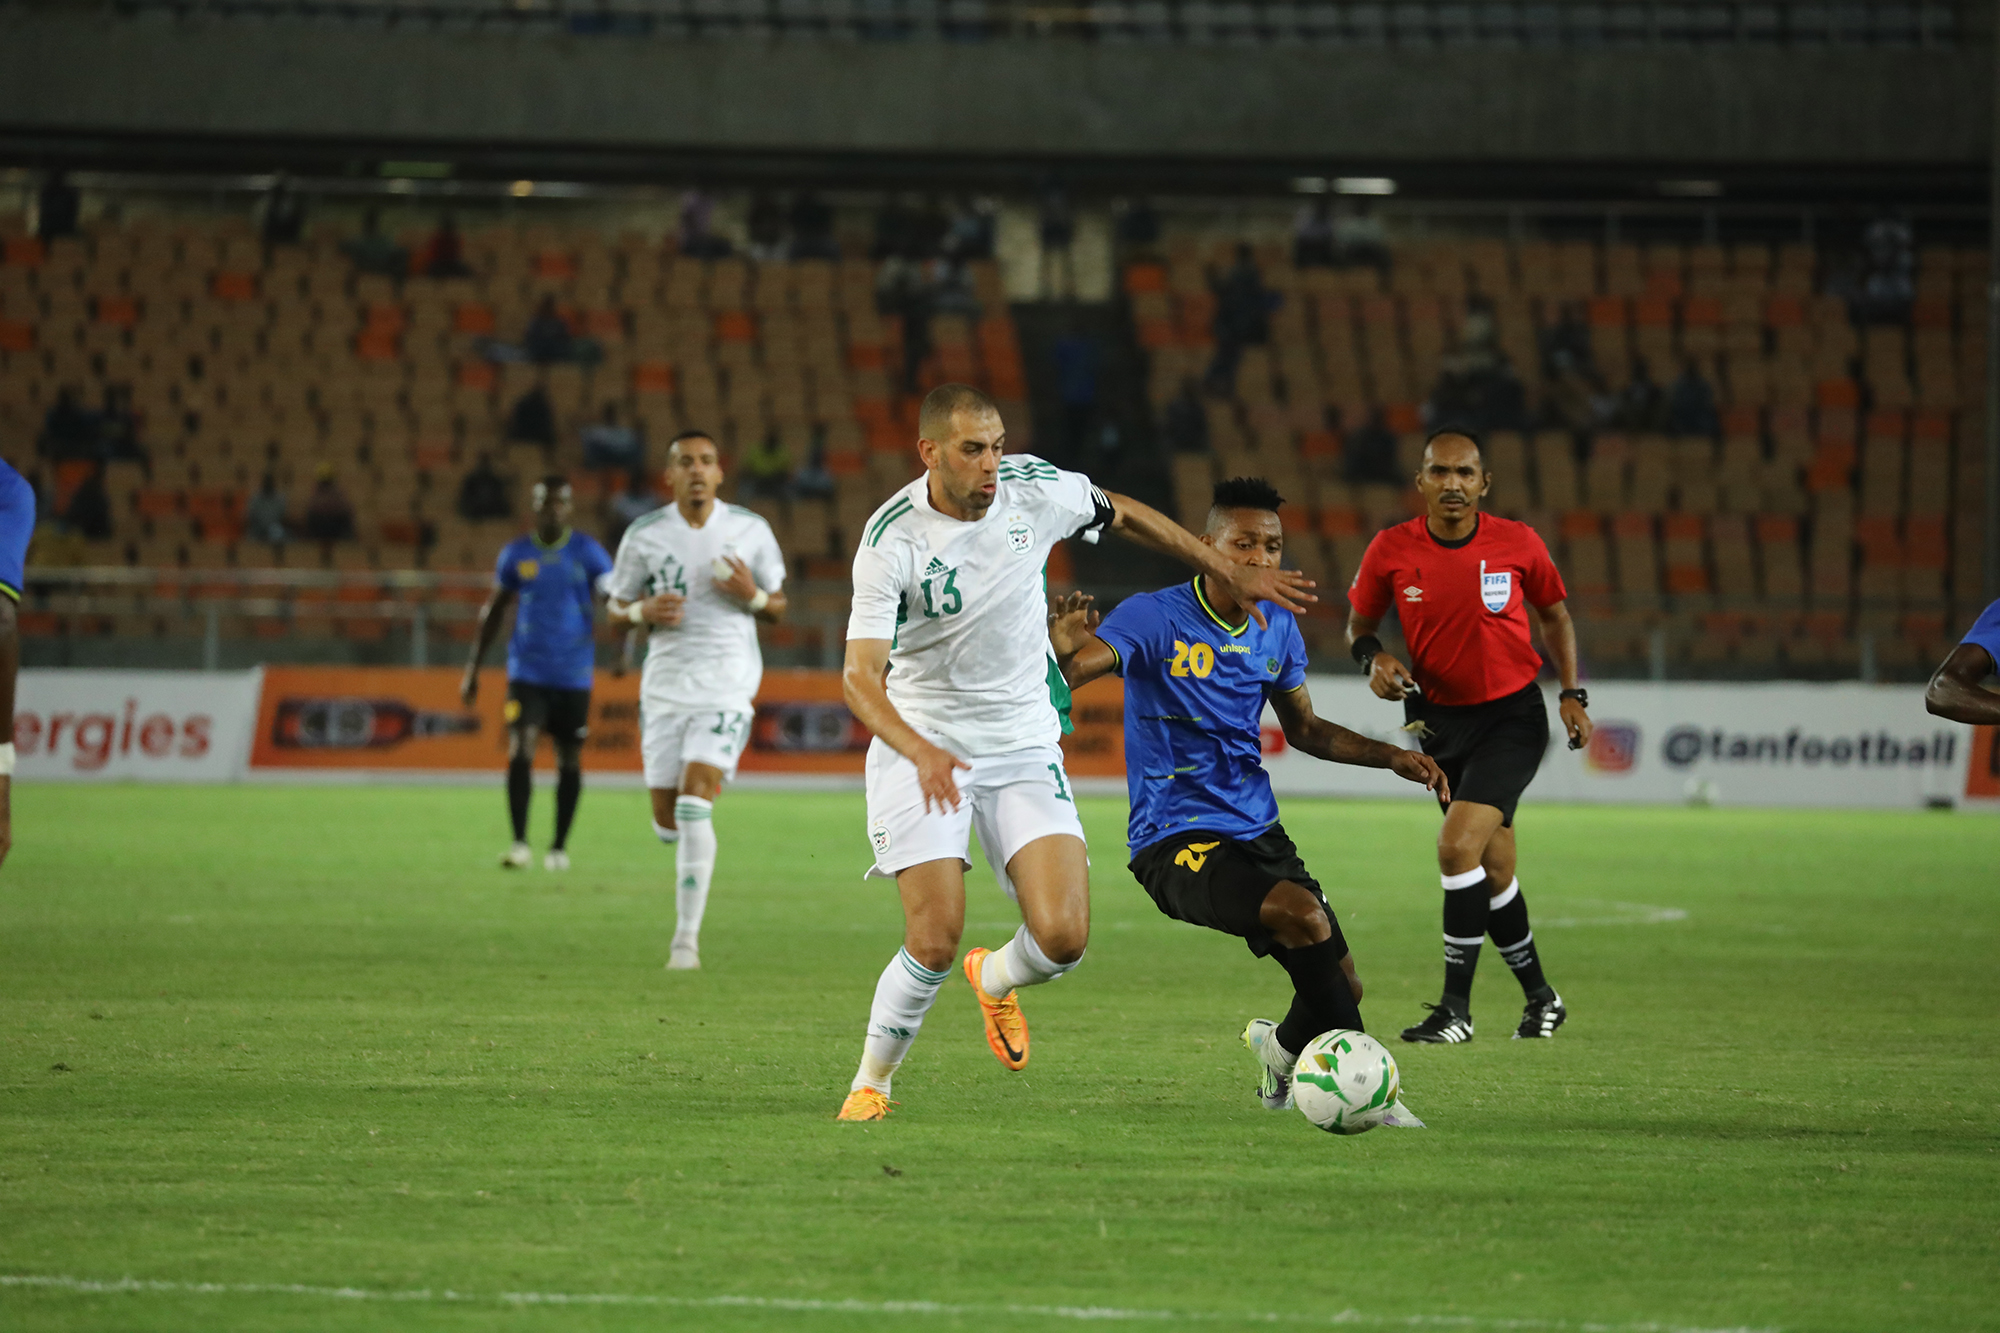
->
[642, 705, 754, 789]
[863, 734, 1087, 899]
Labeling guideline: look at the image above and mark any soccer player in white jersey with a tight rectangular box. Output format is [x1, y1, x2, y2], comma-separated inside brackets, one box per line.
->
[834, 383, 1315, 1121]
[605, 431, 787, 970]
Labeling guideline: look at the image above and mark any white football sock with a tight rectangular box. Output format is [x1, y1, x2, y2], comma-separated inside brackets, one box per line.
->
[671, 796, 715, 947]
[652, 821, 679, 844]
[850, 947, 952, 1093]
[979, 923, 1082, 998]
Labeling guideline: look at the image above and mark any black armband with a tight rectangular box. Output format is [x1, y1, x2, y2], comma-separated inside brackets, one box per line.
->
[1351, 634, 1383, 672]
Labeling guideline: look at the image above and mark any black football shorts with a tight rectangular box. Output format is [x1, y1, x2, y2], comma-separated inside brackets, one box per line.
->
[504, 680, 591, 744]
[1402, 680, 1549, 826]
[1127, 823, 1345, 959]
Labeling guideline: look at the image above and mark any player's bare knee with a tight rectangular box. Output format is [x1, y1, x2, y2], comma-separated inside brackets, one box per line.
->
[904, 931, 960, 974]
[1033, 926, 1088, 967]
[1436, 831, 1485, 874]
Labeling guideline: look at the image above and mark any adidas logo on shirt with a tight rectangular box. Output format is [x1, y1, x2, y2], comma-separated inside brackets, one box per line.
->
[924, 557, 949, 578]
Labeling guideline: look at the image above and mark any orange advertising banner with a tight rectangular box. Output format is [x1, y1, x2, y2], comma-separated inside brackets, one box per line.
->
[1966, 725, 2000, 800]
[251, 666, 1130, 779]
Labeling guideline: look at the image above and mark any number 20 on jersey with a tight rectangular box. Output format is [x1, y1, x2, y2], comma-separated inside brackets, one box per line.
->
[1169, 640, 1214, 678]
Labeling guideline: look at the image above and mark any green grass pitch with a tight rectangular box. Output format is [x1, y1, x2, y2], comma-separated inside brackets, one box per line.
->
[2, 784, 1997, 1332]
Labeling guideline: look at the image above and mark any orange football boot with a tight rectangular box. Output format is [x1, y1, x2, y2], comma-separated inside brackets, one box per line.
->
[962, 946, 1029, 1071]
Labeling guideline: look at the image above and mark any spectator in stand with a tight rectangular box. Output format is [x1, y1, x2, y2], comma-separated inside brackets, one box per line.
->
[523, 297, 576, 365]
[35, 170, 79, 242]
[1293, 196, 1336, 268]
[98, 385, 141, 460]
[1614, 358, 1666, 431]
[63, 462, 112, 540]
[1038, 183, 1077, 300]
[747, 192, 787, 263]
[260, 173, 306, 247]
[342, 209, 408, 279]
[1161, 376, 1209, 454]
[872, 194, 919, 262]
[424, 215, 472, 278]
[740, 432, 795, 499]
[607, 465, 659, 545]
[245, 473, 289, 548]
[1114, 197, 1162, 257]
[458, 453, 514, 522]
[1664, 359, 1721, 437]
[878, 260, 933, 395]
[678, 187, 731, 258]
[1205, 243, 1272, 395]
[581, 403, 642, 471]
[1333, 200, 1389, 270]
[505, 385, 558, 449]
[1427, 300, 1528, 435]
[1052, 332, 1100, 462]
[1855, 215, 1915, 324]
[1539, 301, 1594, 379]
[1343, 408, 1402, 486]
[793, 426, 836, 500]
[789, 192, 838, 260]
[36, 387, 98, 462]
[943, 196, 996, 263]
[302, 465, 356, 545]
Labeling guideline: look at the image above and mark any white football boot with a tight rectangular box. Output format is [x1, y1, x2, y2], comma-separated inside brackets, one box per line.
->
[544, 849, 570, 872]
[1241, 1018, 1294, 1110]
[666, 939, 701, 971]
[500, 841, 532, 869]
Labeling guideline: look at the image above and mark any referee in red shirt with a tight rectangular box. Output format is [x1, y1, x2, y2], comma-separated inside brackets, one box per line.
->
[1346, 428, 1592, 1044]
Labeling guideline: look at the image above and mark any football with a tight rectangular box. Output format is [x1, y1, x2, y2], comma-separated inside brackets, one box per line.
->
[1292, 1030, 1401, 1135]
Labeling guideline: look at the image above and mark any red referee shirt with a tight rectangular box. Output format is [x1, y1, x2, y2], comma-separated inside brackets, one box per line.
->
[1349, 514, 1567, 706]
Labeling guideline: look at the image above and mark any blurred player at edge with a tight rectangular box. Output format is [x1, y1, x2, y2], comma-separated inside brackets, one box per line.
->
[604, 431, 786, 971]
[462, 476, 614, 871]
[834, 384, 1315, 1122]
[1924, 598, 2000, 724]
[1347, 427, 1592, 1044]
[0, 457, 32, 868]
[1047, 476, 1443, 1124]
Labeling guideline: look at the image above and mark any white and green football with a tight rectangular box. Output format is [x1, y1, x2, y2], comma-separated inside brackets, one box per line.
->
[1292, 1030, 1401, 1135]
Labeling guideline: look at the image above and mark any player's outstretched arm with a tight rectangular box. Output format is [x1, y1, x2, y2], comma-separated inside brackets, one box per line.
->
[842, 637, 969, 812]
[1048, 591, 1116, 689]
[1345, 609, 1418, 701]
[1531, 599, 1593, 748]
[1271, 683, 1450, 802]
[460, 586, 516, 705]
[1925, 643, 2000, 724]
[1103, 491, 1314, 628]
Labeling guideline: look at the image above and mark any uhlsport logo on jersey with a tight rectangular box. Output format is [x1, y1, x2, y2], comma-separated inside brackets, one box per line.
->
[1584, 723, 1640, 774]
[1006, 516, 1034, 554]
[1479, 559, 1511, 612]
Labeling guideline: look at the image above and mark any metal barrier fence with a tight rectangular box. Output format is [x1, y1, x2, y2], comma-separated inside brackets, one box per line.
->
[18, 566, 1940, 682]
[88, 0, 1974, 46]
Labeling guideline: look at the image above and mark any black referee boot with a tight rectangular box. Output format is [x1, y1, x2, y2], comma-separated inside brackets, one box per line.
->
[1400, 1003, 1474, 1044]
[1513, 993, 1567, 1039]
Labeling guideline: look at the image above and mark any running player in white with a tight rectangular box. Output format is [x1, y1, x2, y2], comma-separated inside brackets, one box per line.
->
[606, 430, 787, 971]
[834, 383, 1315, 1120]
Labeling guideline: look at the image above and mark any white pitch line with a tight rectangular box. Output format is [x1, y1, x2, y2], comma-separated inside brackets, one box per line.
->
[0, 1274, 1776, 1333]
[1536, 900, 1690, 929]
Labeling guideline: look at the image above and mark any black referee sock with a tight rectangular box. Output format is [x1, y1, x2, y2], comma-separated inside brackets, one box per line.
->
[1272, 934, 1364, 1055]
[1440, 870, 1492, 1018]
[1487, 879, 1555, 1001]
[552, 766, 582, 851]
[506, 755, 532, 842]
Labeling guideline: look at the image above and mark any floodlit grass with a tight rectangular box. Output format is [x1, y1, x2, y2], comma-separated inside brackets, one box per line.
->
[2, 784, 1996, 1332]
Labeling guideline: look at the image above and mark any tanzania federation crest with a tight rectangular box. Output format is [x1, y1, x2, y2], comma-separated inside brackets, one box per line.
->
[1479, 560, 1512, 613]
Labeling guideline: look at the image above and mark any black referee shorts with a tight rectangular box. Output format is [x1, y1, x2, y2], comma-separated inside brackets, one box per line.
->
[1128, 824, 1343, 959]
[504, 680, 592, 745]
[1403, 680, 1549, 827]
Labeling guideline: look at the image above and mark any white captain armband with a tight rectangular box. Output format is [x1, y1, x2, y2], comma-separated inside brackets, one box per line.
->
[0, 741, 14, 776]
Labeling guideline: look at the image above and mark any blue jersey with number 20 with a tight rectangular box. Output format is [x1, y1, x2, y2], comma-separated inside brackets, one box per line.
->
[1096, 578, 1309, 855]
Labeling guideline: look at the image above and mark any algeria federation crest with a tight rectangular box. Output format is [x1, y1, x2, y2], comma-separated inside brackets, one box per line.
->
[1479, 560, 1512, 613]
[1006, 517, 1034, 554]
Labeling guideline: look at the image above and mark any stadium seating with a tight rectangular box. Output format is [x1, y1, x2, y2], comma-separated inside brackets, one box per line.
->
[0, 207, 1026, 654]
[1128, 230, 1989, 674]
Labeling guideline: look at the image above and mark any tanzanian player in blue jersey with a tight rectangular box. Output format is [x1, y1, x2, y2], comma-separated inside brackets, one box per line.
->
[462, 475, 615, 871]
[0, 457, 33, 869]
[1925, 597, 2000, 725]
[1050, 477, 1445, 1120]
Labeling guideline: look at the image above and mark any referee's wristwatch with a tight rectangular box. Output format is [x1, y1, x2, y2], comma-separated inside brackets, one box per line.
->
[1558, 688, 1589, 707]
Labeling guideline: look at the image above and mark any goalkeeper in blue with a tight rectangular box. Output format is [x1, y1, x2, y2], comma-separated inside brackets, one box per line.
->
[1049, 476, 1444, 1123]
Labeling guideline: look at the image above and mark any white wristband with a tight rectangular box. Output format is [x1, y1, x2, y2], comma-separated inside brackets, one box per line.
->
[0, 741, 14, 776]
[625, 601, 646, 625]
[748, 588, 770, 614]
